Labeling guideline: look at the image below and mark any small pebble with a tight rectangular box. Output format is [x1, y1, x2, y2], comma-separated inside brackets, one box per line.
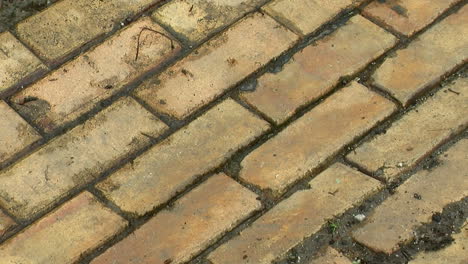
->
[354, 214, 366, 222]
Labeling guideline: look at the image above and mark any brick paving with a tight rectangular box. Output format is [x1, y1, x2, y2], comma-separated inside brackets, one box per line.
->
[0, 1, 466, 264]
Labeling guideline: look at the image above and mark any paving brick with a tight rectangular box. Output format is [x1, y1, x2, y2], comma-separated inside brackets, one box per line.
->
[0, 97, 167, 220]
[153, 0, 268, 43]
[263, 0, 365, 36]
[372, 4, 468, 105]
[347, 77, 468, 181]
[352, 139, 468, 254]
[0, 192, 127, 263]
[308, 247, 352, 264]
[135, 12, 298, 119]
[16, 0, 163, 62]
[208, 163, 381, 264]
[92, 173, 261, 264]
[0, 32, 46, 96]
[241, 15, 396, 124]
[0, 101, 41, 164]
[0, 211, 15, 238]
[410, 221, 467, 264]
[363, 0, 460, 36]
[12, 18, 179, 134]
[97, 99, 269, 215]
[239, 82, 395, 195]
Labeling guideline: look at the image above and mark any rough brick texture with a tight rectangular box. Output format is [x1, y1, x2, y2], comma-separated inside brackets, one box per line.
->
[16, 0, 163, 62]
[241, 15, 396, 124]
[308, 247, 352, 264]
[347, 77, 468, 181]
[353, 139, 468, 254]
[0, 97, 167, 220]
[0, 211, 15, 238]
[0, 192, 126, 263]
[208, 163, 381, 264]
[240, 82, 395, 195]
[135, 12, 298, 119]
[12, 17, 179, 133]
[372, 4, 468, 105]
[92, 173, 261, 264]
[0, 32, 46, 96]
[153, 0, 268, 42]
[0, 101, 41, 164]
[97, 99, 269, 215]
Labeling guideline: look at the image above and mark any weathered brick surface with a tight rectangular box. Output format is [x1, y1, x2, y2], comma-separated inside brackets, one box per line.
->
[347, 77, 468, 181]
[0, 32, 46, 96]
[153, 0, 268, 43]
[308, 247, 352, 264]
[363, 0, 460, 36]
[410, 221, 467, 264]
[241, 15, 396, 124]
[16, 0, 163, 62]
[97, 99, 269, 215]
[0, 101, 41, 164]
[12, 17, 179, 133]
[135, 12, 298, 119]
[0, 211, 15, 238]
[0, 97, 167, 220]
[0, 192, 127, 263]
[352, 139, 468, 254]
[372, 4, 468, 105]
[208, 163, 381, 264]
[92, 173, 261, 264]
[263, 0, 365, 36]
[240, 82, 395, 195]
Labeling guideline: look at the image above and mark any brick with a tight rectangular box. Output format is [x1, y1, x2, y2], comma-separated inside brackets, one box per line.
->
[263, 0, 365, 36]
[96, 99, 269, 215]
[92, 173, 261, 264]
[410, 221, 467, 264]
[352, 139, 468, 254]
[347, 77, 468, 181]
[153, 0, 268, 43]
[0, 210, 15, 238]
[241, 15, 396, 124]
[0, 32, 46, 96]
[363, 0, 460, 36]
[0, 97, 167, 220]
[16, 0, 163, 62]
[208, 163, 381, 264]
[135, 12, 298, 119]
[12, 18, 179, 134]
[372, 5, 468, 105]
[308, 247, 352, 264]
[0, 100, 41, 164]
[239, 82, 395, 195]
[0, 192, 127, 263]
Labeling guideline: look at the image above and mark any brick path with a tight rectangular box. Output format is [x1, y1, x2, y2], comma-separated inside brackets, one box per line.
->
[0, 0, 467, 263]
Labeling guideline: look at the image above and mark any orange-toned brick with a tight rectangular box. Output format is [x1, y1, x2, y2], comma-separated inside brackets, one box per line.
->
[241, 15, 396, 124]
[12, 18, 179, 134]
[240, 82, 395, 195]
[97, 99, 269, 215]
[0, 210, 15, 238]
[410, 221, 467, 264]
[92, 174, 261, 264]
[309, 247, 352, 264]
[372, 4, 468, 105]
[347, 77, 468, 181]
[0, 32, 46, 96]
[208, 163, 381, 264]
[153, 0, 268, 42]
[135, 12, 298, 119]
[363, 0, 460, 36]
[16, 0, 164, 62]
[0, 192, 127, 263]
[0, 97, 167, 220]
[353, 139, 468, 254]
[0, 101, 41, 164]
[263, 0, 365, 36]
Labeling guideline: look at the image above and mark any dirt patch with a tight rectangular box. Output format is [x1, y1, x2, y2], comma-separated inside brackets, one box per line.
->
[0, 0, 57, 32]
